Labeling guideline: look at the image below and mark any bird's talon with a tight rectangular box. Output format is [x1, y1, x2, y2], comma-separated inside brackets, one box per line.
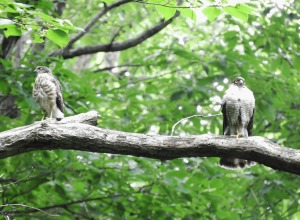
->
[230, 134, 241, 138]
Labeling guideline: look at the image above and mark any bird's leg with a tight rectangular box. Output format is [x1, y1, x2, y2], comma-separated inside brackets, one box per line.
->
[42, 110, 47, 120]
[49, 103, 55, 119]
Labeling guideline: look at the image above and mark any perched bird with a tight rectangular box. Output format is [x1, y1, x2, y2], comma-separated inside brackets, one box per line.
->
[220, 77, 255, 169]
[33, 66, 64, 121]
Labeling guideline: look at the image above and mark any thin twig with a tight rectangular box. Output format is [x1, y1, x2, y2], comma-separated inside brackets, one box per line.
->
[93, 63, 144, 73]
[171, 113, 222, 136]
[109, 26, 124, 45]
[4, 184, 153, 216]
[108, 71, 174, 92]
[0, 164, 35, 189]
[250, 188, 260, 204]
[0, 204, 59, 217]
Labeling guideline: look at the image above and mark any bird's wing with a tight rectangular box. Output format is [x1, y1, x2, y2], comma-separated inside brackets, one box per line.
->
[247, 108, 255, 136]
[242, 87, 255, 136]
[52, 76, 64, 113]
[221, 98, 228, 135]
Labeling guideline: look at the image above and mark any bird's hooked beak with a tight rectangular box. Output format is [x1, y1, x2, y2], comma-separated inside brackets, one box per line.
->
[238, 78, 244, 84]
[232, 77, 245, 87]
[235, 78, 245, 86]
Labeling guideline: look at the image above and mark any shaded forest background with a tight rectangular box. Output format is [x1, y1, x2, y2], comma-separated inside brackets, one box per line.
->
[0, 0, 300, 218]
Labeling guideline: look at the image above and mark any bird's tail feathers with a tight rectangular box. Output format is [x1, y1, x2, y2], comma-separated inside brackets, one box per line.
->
[219, 158, 256, 169]
[52, 107, 64, 121]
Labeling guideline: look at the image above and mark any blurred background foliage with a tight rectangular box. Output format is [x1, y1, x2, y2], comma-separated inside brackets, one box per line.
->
[0, 0, 300, 219]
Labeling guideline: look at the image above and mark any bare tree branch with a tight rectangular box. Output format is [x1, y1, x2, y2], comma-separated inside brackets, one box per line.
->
[108, 71, 172, 92]
[49, 11, 180, 58]
[66, 0, 133, 48]
[93, 63, 143, 73]
[0, 111, 299, 176]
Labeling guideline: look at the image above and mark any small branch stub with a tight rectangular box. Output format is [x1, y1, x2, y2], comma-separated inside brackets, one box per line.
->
[58, 110, 100, 126]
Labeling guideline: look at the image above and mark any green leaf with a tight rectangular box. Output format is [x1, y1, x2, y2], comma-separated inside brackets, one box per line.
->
[202, 64, 209, 74]
[0, 24, 22, 37]
[202, 7, 222, 22]
[288, 201, 299, 217]
[224, 30, 238, 38]
[156, 6, 176, 20]
[33, 33, 44, 44]
[0, 0, 10, 4]
[102, 0, 115, 3]
[5, 4, 17, 13]
[179, 8, 196, 21]
[223, 6, 248, 21]
[0, 80, 9, 93]
[293, 56, 300, 69]
[46, 29, 69, 48]
[173, 48, 199, 60]
[170, 90, 185, 101]
[236, 4, 253, 14]
[34, 11, 56, 22]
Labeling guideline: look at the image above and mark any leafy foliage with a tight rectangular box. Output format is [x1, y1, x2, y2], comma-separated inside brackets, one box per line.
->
[1, 0, 300, 219]
[0, 0, 79, 46]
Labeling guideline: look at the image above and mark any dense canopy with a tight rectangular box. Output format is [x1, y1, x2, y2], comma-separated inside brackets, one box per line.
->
[0, 0, 300, 218]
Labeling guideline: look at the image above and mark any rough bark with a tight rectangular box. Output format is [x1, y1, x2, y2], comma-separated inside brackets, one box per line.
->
[0, 111, 299, 175]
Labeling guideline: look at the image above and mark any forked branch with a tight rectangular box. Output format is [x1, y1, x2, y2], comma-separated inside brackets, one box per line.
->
[49, 11, 180, 58]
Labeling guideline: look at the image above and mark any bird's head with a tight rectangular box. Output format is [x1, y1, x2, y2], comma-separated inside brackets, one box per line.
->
[232, 77, 245, 87]
[34, 66, 52, 75]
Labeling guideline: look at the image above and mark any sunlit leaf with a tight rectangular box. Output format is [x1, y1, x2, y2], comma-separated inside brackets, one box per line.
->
[33, 33, 44, 44]
[223, 6, 248, 21]
[46, 29, 69, 48]
[236, 4, 253, 14]
[156, 5, 176, 20]
[202, 6, 222, 22]
[0, 24, 22, 37]
[179, 8, 197, 21]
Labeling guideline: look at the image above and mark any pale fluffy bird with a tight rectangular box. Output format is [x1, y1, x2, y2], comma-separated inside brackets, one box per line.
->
[33, 66, 64, 120]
